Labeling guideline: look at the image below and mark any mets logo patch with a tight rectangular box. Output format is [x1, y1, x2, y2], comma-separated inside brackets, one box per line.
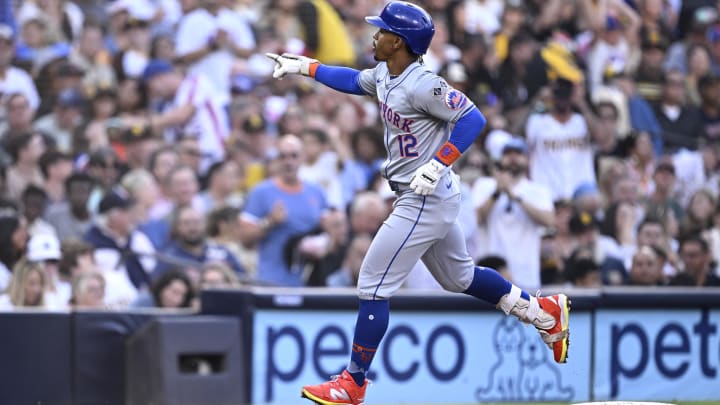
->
[444, 88, 467, 110]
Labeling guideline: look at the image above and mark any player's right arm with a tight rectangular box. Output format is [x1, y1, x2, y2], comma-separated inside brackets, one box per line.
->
[266, 53, 376, 96]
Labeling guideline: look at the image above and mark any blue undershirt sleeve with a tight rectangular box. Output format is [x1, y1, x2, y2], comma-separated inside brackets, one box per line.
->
[447, 108, 487, 153]
[314, 65, 366, 95]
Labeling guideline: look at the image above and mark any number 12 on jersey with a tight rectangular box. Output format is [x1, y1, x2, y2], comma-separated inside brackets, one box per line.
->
[397, 133, 418, 158]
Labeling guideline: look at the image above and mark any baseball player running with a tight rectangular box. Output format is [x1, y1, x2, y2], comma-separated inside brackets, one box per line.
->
[267, 2, 570, 404]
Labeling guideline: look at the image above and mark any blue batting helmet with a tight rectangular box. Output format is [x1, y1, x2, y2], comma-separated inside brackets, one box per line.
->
[365, 1, 435, 55]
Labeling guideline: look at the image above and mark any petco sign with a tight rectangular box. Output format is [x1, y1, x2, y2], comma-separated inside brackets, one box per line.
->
[594, 309, 720, 401]
[252, 310, 591, 404]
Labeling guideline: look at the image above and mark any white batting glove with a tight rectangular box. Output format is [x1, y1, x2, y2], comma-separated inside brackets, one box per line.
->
[265, 53, 318, 79]
[409, 159, 448, 196]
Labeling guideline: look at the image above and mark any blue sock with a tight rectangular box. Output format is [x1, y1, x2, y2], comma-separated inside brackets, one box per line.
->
[463, 266, 529, 304]
[347, 299, 389, 385]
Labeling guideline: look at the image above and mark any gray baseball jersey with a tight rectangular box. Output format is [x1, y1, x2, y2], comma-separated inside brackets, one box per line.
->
[354, 61, 478, 300]
[358, 61, 476, 183]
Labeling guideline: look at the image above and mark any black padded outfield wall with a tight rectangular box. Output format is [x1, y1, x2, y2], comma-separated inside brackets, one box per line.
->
[0, 311, 73, 405]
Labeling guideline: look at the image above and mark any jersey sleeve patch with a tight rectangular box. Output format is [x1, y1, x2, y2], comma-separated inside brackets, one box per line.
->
[444, 88, 467, 110]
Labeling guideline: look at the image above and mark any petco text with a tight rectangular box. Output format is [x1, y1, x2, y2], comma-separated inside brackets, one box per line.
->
[608, 309, 719, 398]
[262, 323, 465, 401]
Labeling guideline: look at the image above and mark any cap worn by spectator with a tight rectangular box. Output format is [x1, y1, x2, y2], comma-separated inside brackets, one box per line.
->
[142, 59, 174, 83]
[606, 16, 622, 31]
[32, 43, 72, 75]
[57, 88, 86, 109]
[98, 188, 135, 214]
[693, 7, 719, 31]
[569, 211, 599, 234]
[242, 113, 267, 134]
[484, 129, 513, 161]
[0, 23, 14, 42]
[501, 137, 528, 155]
[20, 9, 46, 28]
[27, 233, 62, 262]
[121, 124, 153, 143]
[572, 182, 600, 201]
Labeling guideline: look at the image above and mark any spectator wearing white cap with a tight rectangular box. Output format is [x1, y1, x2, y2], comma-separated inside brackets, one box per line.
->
[0, 24, 40, 111]
[472, 137, 555, 291]
[26, 233, 68, 310]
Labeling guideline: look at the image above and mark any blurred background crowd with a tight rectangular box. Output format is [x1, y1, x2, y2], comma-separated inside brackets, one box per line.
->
[0, 0, 719, 312]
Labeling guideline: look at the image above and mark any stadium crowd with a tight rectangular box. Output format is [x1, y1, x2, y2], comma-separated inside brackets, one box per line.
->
[0, 0, 719, 311]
